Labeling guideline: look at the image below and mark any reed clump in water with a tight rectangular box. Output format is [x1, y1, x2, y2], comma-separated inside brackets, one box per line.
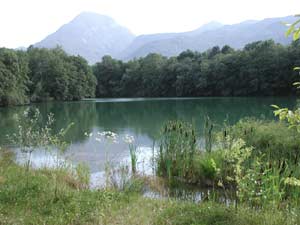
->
[156, 121, 197, 183]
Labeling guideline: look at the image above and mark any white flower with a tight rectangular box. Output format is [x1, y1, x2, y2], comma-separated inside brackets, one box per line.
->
[123, 134, 135, 144]
[97, 131, 119, 143]
[84, 132, 93, 137]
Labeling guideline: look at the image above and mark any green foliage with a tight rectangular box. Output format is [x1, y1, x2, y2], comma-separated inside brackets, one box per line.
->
[0, 48, 29, 106]
[0, 46, 96, 106]
[93, 40, 300, 98]
[93, 55, 124, 97]
[129, 144, 138, 174]
[8, 108, 73, 171]
[1, 155, 298, 225]
[199, 157, 218, 180]
[221, 138, 252, 186]
[8, 108, 52, 170]
[1, 38, 300, 105]
[222, 119, 300, 207]
[75, 163, 90, 189]
[157, 121, 197, 182]
[154, 201, 296, 225]
[27, 47, 96, 102]
[285, 15, 300, 40]
[228, 119, 300, 161]
[204, 116, 214, 153]
[238, 158, 285, 208]
[0, 161, 124, 224]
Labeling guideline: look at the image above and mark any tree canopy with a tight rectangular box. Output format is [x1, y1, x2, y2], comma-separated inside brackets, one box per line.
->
[93, 40, 300, 98]
[0, 47, 96, 106]
[1, 39, 300, 106]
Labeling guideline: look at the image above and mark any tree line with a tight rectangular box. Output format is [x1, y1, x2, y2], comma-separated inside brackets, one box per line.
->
[93, 40, 300, 97]
[0, 47, 96, 106]
[1, 39, 300, 106]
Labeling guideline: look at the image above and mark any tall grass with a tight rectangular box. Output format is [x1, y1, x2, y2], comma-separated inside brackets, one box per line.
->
[204, 116, 214, 153]
[157, 121, 197, 182]
[218, 119, 300, 208]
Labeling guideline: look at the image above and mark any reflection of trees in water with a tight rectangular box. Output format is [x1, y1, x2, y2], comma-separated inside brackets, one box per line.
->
[36, 101, 98, 143]
[0, 97, 297, 145]
[94, 97, 297, 140]
[0, 101, 98, 144]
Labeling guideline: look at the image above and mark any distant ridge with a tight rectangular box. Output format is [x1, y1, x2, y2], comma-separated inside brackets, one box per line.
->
[120, 16, 295, 60]
[35, 13, 296, 63]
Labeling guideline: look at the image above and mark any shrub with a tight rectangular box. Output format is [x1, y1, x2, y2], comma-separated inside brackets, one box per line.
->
[228, 119, 300, 162]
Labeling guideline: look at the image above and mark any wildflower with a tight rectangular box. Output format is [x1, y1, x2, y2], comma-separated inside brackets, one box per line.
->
[285, 177, 300, 187]
[217, 180, 224, 188]
[98, 131, 119, 143]
[123, 134, 135, 144]
[84, 132, 93, 137]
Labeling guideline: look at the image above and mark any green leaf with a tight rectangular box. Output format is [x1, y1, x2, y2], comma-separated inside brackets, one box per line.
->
[286, 25, 295, 37]
[294, 30, 300, 40]
[293, 82, 300, 86]
[271, 105, 279, 109]
[294, 67, 300, 71]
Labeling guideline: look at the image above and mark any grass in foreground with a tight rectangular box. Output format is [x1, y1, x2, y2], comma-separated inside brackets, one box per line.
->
[0, 153, 299, 225]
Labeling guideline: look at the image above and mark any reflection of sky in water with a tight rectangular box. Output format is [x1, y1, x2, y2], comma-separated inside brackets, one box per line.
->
[65, 128, 155, 172]
[15, 127, 156, 188]
[1, 97, 299, 190]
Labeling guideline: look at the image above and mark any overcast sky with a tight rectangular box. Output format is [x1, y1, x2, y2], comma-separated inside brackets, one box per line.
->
[0, 0, 299, 48]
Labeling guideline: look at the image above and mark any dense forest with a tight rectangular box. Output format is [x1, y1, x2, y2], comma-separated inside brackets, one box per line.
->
[0, 47, 96, 106]
[93, 40, 300, 97]
[1, 39, 300, 106]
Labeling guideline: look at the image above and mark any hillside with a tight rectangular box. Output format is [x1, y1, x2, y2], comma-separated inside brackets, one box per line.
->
[35, 13, 296, 62]
[121, 16, 295, 60]
[35, 12, 135, 64]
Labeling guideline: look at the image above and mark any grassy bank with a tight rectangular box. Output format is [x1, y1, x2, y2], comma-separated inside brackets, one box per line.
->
[0, 154, 299, 225]
[2, 109, 300, 224]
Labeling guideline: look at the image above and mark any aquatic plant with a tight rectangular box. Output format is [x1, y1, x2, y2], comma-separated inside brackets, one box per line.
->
[7, 108, 52, 171]
[123, 134, 138, 174]
[156, 120, 197, 182]
[204, 116, 214, 153]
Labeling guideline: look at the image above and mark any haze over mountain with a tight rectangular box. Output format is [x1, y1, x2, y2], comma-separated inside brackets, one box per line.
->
[120, 16, 295, 60]
[35, 12, 135, 64]
[35, 12, 295, 63]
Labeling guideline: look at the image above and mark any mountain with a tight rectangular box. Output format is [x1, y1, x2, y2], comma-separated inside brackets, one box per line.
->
[118, 21, 224, 59]
[35, 13, 296, 63]
[35, 12, 135, 64]
[120, 16, 295, 60]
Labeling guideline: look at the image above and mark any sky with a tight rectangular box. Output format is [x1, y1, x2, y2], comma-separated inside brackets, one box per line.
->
[0, 0, 299, 48]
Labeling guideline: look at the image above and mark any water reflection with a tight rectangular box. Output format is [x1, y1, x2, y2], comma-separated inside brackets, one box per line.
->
[0, 97, 297, 174]
[144, 182, 235, 204]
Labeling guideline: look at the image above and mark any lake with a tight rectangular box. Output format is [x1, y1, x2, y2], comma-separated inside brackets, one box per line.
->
[0, 97, 297, 184]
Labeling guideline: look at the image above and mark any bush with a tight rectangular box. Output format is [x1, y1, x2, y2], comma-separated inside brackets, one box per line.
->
[228, 119, 300, 162]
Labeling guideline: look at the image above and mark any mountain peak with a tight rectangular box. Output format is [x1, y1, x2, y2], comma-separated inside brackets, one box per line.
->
[35, 14, 295, 63]
[72, 12, 116, 25]
[35, 12, 135, 64]
[192, 21, 223, 34]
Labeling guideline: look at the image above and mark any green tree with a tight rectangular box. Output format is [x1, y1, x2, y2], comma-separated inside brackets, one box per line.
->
[0, 48, 29, 106]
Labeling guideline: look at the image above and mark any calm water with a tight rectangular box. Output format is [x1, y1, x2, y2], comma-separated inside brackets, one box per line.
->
[0, 97, 298, 178]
